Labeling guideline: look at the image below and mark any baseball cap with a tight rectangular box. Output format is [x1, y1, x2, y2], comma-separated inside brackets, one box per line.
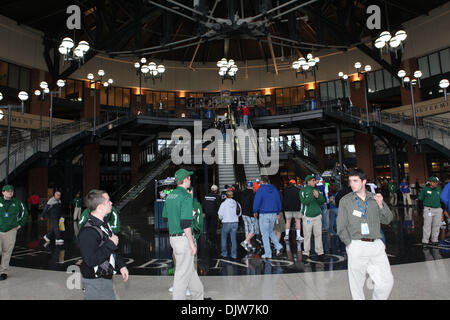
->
[255, 178, 260, 183]
[429, 176, 439, 182]
[304, 175, 315, 183]
[211, 185, 218, 191]
[175, 168, 194, 182]
[246, 181, 253, 188]
[2, 185, 14, 192]
[289, 179, 296, 184]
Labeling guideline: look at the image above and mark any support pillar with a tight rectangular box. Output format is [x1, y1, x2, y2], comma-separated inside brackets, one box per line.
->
[406, 143, 428, 184]
[314, 137, 325, 170]
[27, 167, 48, 199]
[354, 132, 374, 180]
[83, 143, 100, 194]
[131, 139, 141, 184]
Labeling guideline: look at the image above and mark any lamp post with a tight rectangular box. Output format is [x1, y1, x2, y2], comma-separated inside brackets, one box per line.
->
[355, 62, 372, 126]
[397, 69, 422, 143]
[34, 81, 50, 137]
[439, 79, 449, 101]
[374, 30, 407, 58]
[87, 70, 113, 135]
[338, 72, 350, 108]
[0, 91, 28, 183]
[59, 37, 89, 67]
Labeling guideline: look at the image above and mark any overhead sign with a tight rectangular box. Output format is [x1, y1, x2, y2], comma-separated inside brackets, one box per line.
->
[0, 110, 73, 129]
[384, 97, 449, 118]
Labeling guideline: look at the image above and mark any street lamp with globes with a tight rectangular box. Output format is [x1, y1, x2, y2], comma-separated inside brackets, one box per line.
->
[439, 79, 449, 101]
[354, 62, 372, 125]
[397, 69, 422, 143]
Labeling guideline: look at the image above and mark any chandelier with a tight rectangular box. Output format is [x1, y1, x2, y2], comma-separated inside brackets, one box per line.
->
[58, 37, 90, 66]
[291, 53, 320, 78]
[374, 30, 407, 58]
[134, 58, 165, 84]
[217, 58, 238, 83]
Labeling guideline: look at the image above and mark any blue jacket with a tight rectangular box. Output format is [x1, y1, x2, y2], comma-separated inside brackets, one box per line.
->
[400, 182, 410, 193]
[441, 182, 450, 210]
[253, 184, 281, 214]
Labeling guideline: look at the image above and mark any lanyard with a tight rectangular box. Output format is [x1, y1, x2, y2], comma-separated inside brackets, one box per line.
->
[2, 200, 13, 213]
[354, 196, 368, 219]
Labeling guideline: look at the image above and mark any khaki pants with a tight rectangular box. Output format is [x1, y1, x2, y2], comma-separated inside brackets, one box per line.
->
[389, 193, 397, 206]
[73, 207, 81, 220]
[422, 207, 443, 244]
[402, 193, 412, 206]
[169, 236, 204, 300]
[346, 239, 394, 300]
[302, 215, 323, 256]
[0, 229, 17, 274]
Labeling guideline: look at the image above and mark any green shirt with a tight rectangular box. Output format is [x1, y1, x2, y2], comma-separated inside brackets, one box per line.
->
[418, 186, 442, 208]
[388, 183, 397, 193]
[72, 197, 82, 208]
[0, 197, 28, 232]
[162, 186, 193, 235]
[79, 206, 120, 234]
[192, 198, 204, 243]
[299, 186, 325, 218]
[337, 191, 393, 246]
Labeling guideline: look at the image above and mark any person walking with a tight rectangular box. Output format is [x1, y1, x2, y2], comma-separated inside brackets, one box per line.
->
[0, 185, 28, 280]
[79, 201, 120, 235]
[300, 175, 325, 259]
[218, 190, 241, 260]
[240, 182, 258, 252]
[162, 168, 204, 300]
[283, 179, 303, 242]
[253, 176, 284, 259]
[202, 185, 221, 244]
[418, 176, 443, 247]
[400, 178, 412, 206]
[71, 192, 82, 221]
[40, 191, 64, 244]
[337, 168, 394, 300]
[316, 177, 328, 232]
[78, 190, 128, 300]
[242, 104, 250, 129]
[388, 179, 398, 206]
[328, 184, 339, 235]
[27, 191, 40, 223]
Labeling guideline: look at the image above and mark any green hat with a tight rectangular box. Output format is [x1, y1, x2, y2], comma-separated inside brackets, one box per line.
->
[2, 185, 14, 191]
[175, 168, 194, 182]
[304, 175, 315, 183]
[429, 176, 439, 182]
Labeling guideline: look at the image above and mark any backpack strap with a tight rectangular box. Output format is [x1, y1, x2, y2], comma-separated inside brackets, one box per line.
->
[83, 219, 106, 247]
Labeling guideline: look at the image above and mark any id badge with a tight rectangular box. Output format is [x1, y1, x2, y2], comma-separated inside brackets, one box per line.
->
[4, 212, 8, 218]
[361, 223, 369, 235]
[307, 219, 311, 225]
[428, 210, 432, 217]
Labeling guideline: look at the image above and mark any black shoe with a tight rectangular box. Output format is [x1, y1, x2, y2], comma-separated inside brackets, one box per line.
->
[276, 248, 284, 257]
[422, 243, 429, 249]
[204, 297, 213, 300]
[317, 254, 325, 261]
[0, 273, 7, 281]
[431, 242, 439, 246]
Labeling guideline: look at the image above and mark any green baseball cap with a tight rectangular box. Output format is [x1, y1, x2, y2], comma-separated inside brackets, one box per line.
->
[429, 176, 439, 182]
[2, 185, 14, 191]
[304, 175, 315, 183]
[175, 168, 194, 182]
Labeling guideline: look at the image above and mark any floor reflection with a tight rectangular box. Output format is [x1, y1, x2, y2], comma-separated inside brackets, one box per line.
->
[10, 204, 450, 276]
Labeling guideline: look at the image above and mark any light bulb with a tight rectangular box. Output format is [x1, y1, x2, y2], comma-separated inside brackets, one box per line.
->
[57, 79, 65, 87]
[395, 30, 407, 42]
[389, 36, 401, 48]
[148, 62, 156, 71]
[140, 57, 147, 64]
[87, 73, 94, 80]
[439, 79, 449, 89]
[157, 65, 165, 73]
[307, 53, 313, 60]
[40, 81, 48, 89]
[134, 62, 140, 69]
[375, 38, 385, 49]
[108, 78, 113, 84]
[18, 91, 29, 101]
[379, 31, 391, 42]
[343, 74, 348, 80]
[354, 62, 361, 69]
[397, 70, 406, 78]
[365, 65, 372, 72]
[98, 69, 105, 77]
[34, 90, 41, 96]
[78, 40, 90, 53]
[61, 37, 74, 49]
[414, 70, 422, 78]
[141, 65, 150, 74]
[338, 72, 344, 77]
[58, 45, 69, 55]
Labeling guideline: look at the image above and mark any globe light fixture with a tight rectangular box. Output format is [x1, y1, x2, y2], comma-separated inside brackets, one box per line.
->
[439, 79, 449, 101]
[217, 58, 238, 83]
[58, 37, 89, 66]
[375, 29, 407, 57]
[134, 58, 165, 84]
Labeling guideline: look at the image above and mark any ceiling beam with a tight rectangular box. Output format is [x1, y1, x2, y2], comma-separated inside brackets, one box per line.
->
[267, 35, 278, 75]
[357, 43, 401, 82]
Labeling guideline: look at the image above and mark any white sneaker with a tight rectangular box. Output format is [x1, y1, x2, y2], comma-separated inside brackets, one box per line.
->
[168, 286, 173, 293]
[284, 234, 289, 240]
[55, 239, 64, 245]
[186, 288, 191, 296]
[43, 235, 50, 242]
[296, 235, 304, 241]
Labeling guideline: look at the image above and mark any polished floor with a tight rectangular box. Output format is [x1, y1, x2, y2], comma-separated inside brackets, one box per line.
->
[2, 204, 450, 300]
[9, 205, 450, 277]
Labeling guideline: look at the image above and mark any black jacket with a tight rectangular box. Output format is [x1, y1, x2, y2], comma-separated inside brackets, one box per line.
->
[202, 192, 221, 216]
[283, 185, 302, 211]
[240, 189, 255, 216]
[78, 215, 126, 279]
[335, 186, 352, 208]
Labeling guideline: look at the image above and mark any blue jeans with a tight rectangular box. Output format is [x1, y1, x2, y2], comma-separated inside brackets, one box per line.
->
[329, 208, 338, 234]
[258, 213, 283, 258]
[221, 222, 238, 258]
[46, 217, 61, 241]
[243, 115, 248, 128]
[321, 204, 328, 231]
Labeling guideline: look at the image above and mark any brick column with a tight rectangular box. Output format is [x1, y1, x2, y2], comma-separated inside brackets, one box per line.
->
[406, 143, 428, 184]
[27, 167, 48, 198]
[315, 138, 325, 170]
[130, 139, 141, 184]
[30, 69, 50, 117]
[354, 132, 375, 180]
[349, 74, 371, 110]
[82, 81, 100, 120]
[83, 143, 100, 194]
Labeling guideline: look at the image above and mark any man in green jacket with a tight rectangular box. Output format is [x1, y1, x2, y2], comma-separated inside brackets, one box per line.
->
[71, 192, 82, 221]
[299, 175, 325, 260]
[0, 185, 28, 280]
[388, 179, 398, 206]
[418, 176, 442, 247]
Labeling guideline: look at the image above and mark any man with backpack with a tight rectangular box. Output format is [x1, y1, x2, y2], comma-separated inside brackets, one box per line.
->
[78, 190, 128, 300]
